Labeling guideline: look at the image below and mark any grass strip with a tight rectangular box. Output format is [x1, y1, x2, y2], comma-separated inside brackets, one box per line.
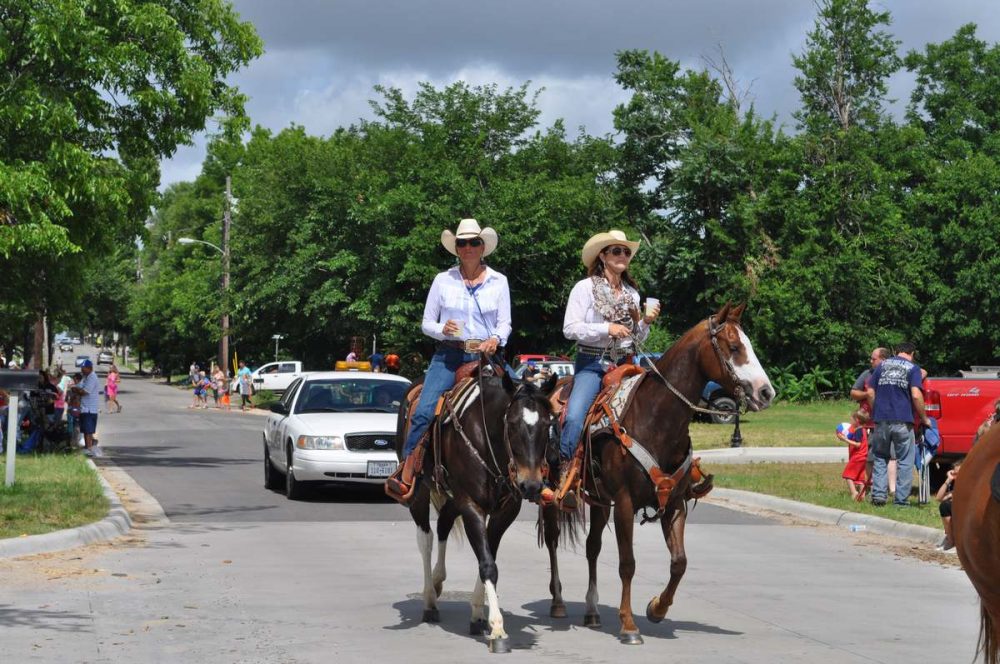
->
[710, 462, 942, 529]
[691, 399, 858, 449]
[0, 455, 109, 539]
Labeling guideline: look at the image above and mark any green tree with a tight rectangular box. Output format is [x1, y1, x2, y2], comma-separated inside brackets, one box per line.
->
[903, 24, 1000, 370]
[1, 0, 261, 366]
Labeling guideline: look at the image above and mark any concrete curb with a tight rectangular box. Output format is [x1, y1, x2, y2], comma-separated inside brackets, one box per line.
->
[0, 459, 132, 559]
[707, 487, 941, 544]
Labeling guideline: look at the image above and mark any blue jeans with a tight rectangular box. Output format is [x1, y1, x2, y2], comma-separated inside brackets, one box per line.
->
[870, 421, 915, 504]
[402, 347, 478, 458]
[558, 354, 607, 460]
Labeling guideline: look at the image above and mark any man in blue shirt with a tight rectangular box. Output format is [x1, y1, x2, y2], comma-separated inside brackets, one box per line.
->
[865, 341, 931, 506]
[77, 360, 103, 457]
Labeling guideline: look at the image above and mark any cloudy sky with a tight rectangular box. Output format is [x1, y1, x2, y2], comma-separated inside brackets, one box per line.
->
[160, 0, 1000, 188]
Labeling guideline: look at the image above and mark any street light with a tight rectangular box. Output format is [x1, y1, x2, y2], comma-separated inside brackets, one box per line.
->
[272, 334, 284, 362]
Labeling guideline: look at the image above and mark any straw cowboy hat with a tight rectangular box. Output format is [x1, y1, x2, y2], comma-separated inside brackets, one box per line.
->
[441, 218, 498, 257]
[581, 229, 641, 268]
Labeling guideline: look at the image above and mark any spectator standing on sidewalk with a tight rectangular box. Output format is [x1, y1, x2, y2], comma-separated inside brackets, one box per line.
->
[77, 360, 103, 457]
[105, 364, 122, 414]
[385, 352, 401, 374]
[865, 341, 930, 506]
[850, 347, 896, 495]
[237, 360, 254, 412]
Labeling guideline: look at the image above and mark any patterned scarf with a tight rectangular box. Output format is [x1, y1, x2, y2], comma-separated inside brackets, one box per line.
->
[591, 275, 639, 333]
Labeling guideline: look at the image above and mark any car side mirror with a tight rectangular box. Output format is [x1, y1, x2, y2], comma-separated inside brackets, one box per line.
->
[269, 403, 287, 415]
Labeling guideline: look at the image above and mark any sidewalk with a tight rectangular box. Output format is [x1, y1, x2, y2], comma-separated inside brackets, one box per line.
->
[699, 445, 846, 464]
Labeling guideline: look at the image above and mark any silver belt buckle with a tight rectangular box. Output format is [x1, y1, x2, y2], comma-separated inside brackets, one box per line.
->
[464, 338, 484, 353]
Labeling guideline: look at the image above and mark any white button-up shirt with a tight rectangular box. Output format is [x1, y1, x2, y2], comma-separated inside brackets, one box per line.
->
[421, 266, 512, 345]
[563, 277, 650, 348]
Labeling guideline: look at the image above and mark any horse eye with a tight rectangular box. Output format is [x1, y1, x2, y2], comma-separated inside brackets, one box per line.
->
[729, 344, 740, 353]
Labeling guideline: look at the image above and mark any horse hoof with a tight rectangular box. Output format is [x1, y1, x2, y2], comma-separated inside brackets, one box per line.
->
[488, 636, 511, 654]
[645, 598, 663, 624]
[583, 613, 601, 629]
[422, 608, 440, 623]
[619, 632, 644, 645]
[470, 619, 488, 635]
[550, 603, 567, 619]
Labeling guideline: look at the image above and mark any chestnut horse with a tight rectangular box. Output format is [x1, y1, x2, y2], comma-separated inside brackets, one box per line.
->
[395, 370, 558, 653]
[552, 302, 774, 644]
[952, 423, 1000, 664]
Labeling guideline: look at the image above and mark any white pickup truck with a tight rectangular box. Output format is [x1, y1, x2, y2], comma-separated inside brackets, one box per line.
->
[234, 361, 304, 394]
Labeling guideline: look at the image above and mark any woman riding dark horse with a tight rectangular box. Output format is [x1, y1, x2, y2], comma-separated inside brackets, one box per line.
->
[396, 369, 559, 653]
[386, 218, 511, 502]
[550, 301, 774, 644]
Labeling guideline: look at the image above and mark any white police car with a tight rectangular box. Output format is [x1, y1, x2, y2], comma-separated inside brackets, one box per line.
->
[262, 371, 410, 499]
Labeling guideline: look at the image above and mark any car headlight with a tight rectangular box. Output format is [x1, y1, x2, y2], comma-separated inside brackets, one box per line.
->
[296, 435, 345, 450]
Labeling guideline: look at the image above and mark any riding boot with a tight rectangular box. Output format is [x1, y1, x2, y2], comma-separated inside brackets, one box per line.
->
[557, 456, 582, 512]
[385, 441, 426, 505]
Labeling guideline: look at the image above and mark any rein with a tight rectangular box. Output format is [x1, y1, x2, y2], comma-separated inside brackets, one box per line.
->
[631, 316, 745, 417]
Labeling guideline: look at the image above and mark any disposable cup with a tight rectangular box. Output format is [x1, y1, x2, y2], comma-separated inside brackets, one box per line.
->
[452, 320, 465, 337]
[645, 297, 660, 317]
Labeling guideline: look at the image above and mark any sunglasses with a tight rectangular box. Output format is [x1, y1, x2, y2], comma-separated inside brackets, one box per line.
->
[604, 246, 632, 258]
[455, 238, 484, 248]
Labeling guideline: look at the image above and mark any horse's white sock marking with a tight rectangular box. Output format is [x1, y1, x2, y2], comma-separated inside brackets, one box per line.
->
[484, 580, 507, 640]
[471, 577, 485, 622]
[585, 581, 599, 615]
[417, 528, 435, 610]
[432, 539, 448, 591]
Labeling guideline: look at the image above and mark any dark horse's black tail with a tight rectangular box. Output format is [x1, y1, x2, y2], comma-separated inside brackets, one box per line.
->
[991, 461, 1000, 504]
[536, 504, 584, 550]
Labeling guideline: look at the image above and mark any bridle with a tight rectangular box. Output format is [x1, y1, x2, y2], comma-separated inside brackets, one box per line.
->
[636, 315, 746, 416]
[502, 383, 550, 495]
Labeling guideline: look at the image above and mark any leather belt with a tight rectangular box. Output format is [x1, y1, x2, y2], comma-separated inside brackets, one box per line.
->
[438, 339, 487, 353]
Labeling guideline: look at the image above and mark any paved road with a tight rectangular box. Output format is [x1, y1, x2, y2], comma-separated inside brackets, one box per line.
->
[0, 374, 982, 663]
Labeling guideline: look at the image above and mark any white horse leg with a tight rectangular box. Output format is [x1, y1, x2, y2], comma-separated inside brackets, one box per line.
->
[432, 538, 447, 597]
[417, 527, 439, 622]
[484, 580, 508, 642]
[469, 576, 486, 630]
[585, 580, 600, 622]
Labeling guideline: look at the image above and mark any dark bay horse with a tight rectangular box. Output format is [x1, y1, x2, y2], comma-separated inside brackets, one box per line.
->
[555, 302, 774, 644]
[952, 423, 1000, 664]
[395, 370, 558, 653]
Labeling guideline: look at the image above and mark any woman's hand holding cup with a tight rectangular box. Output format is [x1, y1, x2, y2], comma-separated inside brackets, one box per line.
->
[443, 320, 464, 337]
[643, 298, 661, 324]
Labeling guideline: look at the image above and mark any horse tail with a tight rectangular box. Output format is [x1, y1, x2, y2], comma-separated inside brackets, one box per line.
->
[977, 603, 999, 664]
[535, 504, 583, 549]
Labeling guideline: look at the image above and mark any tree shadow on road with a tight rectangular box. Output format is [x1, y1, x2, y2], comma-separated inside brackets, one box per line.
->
[108, 446, 256, 469]
[0, 604, 91, 633]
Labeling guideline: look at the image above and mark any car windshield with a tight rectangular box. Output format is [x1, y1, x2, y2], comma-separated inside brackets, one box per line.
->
[294, 379, 407, 414]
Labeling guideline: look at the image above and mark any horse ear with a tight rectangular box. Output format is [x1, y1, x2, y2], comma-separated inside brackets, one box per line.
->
[502, 369, 517, 395]
[713, 301, 731, 322]
[539, 373, 559, 398]
[730, 302, 746, 321]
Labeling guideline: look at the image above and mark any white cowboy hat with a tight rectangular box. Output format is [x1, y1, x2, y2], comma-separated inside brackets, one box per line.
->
[581, 229, 640, 268]
[441, 218, 498, 257]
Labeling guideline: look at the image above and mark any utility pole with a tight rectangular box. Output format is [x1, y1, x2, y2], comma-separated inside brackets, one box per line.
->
[220, 176, 231, 374]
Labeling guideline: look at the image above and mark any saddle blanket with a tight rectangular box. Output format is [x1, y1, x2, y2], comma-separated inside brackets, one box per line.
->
[441, 378, 480, 424]
[588, 373, 644, 436]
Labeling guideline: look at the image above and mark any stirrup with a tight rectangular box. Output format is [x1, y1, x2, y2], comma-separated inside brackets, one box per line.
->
[384, 449, 422, 505]
[555, 457, 582, 512]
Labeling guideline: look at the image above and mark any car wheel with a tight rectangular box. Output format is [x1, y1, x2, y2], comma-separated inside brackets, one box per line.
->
[709, 396, 738, 425]
[285, 445, 309, 500]
[264, 442, 283, 491]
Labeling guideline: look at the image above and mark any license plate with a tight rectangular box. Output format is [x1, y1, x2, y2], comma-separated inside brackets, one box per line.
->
[367, 460, 397, 478]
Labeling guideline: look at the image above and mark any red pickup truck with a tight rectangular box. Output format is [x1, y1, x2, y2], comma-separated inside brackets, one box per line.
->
[923, 367, 1000, 482]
